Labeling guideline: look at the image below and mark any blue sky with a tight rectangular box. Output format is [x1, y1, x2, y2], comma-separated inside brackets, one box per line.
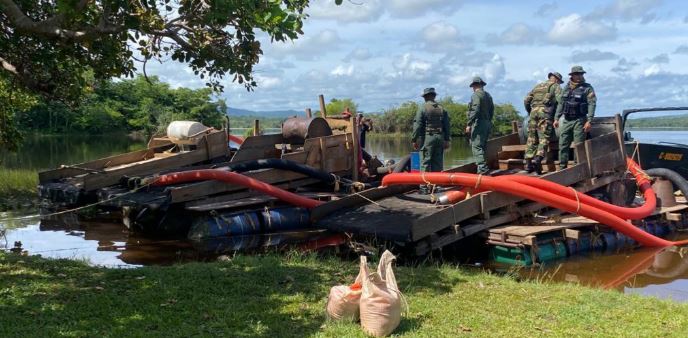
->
[146, 0, 688, 116]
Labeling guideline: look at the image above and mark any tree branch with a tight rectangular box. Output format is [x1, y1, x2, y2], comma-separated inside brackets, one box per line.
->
[0, 55, 18, 75]
[0, 0, 124, 41]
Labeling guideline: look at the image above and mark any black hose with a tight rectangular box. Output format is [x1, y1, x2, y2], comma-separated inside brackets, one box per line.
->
[393, 155, 411, 173]
[645, 168, 688, 198]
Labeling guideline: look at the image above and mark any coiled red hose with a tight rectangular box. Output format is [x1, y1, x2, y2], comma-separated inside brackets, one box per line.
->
[152, 169, 323, 209]
[381, 165, 688, 247]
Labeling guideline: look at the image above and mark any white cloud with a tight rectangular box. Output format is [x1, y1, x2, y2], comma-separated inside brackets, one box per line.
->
[486, 23, 542, 45]
[643, 63, 662, 76]
[254, 74, 281, 89]
[589, 0, 662, 21]
[648, 53, 670, 63]
[569, 49, 620, 62]
[331, 64, 355, 76]
[674, 45, 688, 54]
[308, 0, 383, 23]
[344, 48, 372, 61]
[611, 58, 639, 73]
[385, 0, 463, 18]
[547, 14, 617, 45]
[535, 2, 558, 16]
[391, 53, 433, 80]
[268, 29, 342, 60]
[420, 22, 471, 52]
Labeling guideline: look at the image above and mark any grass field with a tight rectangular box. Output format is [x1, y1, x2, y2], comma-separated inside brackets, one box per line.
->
[0, 168, 38, 210]
[1, 252, 687, 337]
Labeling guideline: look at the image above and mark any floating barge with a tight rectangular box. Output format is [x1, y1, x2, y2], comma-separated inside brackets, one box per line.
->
[38, 112, 684, 258]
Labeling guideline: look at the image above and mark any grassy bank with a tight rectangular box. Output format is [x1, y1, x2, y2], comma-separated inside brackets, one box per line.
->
[1, 252, 687, 337]
[0, 168, 38, 210]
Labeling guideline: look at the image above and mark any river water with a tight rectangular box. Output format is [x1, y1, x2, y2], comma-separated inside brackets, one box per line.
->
[2, 129, 688, 301]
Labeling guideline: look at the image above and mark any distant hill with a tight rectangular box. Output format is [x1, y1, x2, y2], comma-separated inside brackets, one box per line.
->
[227, 107, 302, 118]
[626, 114, 688, 129]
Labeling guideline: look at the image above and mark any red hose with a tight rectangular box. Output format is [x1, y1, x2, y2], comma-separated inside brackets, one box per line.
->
[153, 169, 323, 209]
[500, 175, 655, 220]
[228, 134, 245, 145]
[382, 172, 687, 247]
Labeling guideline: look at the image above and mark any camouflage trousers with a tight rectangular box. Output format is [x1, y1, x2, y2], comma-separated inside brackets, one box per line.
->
[525, 108, 553, 159]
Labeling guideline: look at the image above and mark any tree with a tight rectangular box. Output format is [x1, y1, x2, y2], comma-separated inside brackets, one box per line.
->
[0, 0, 311, 102]
[324, 98, 359, 116]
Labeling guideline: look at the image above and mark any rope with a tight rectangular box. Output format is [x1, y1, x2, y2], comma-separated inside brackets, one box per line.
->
[350, 190, 385, 209]
[330, 174, 341, 192]
[570, 187, 581, 213]
[0, 179, 160, 223]
[474, 174, 483, 190]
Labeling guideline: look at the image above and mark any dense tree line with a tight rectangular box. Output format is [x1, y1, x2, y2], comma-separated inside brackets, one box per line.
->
[16, 76, 226, 137]
[371, 97, 522, 137]
[626, 114, 688, 129]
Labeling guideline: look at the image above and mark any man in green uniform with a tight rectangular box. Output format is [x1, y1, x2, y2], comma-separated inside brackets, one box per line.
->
[523, 71, 563, 174]
[466, 76, 494, 174]
[412, 88, 451, 172]
[553, 65, 597, 170]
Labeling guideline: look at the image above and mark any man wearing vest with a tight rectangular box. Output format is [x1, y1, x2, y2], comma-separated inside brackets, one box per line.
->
[466, 76, 494, 174]
[412, 88, 451, 172]
[523, 72, 563, 174]
[553, 65, 597, 170]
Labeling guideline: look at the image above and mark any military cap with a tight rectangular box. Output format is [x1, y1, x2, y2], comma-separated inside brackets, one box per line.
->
[469, 76, 487, 87]
[569, 65, 586, 75]
[421, 87, 437, 97]
[548, 71, 564, 83]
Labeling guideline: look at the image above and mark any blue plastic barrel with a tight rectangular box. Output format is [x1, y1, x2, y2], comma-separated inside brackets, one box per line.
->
[262, 207, 311, 232]
[600, 232, 618, 251]
[188, 211, 261, 239]
[410, 152, 420, 173]
[566, 234, 593, 256]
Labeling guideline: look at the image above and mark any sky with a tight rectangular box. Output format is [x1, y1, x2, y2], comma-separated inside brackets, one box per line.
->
[145, 0, 688, 116]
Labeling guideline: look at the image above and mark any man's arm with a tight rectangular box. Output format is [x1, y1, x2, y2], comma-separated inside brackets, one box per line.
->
[467, 92, 481, 126]
[586, 85, 597, 120]
[554, 90, 565, 121]
[411, 109, 424, 143]
[524, 89, 534, 114]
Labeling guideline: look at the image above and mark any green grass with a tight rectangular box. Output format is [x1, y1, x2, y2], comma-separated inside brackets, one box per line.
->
[0, 168, 38, 210]
[1, 252, 688, 337]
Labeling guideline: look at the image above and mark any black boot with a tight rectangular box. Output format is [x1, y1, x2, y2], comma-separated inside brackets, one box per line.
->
[533, 155, 543, 175]
[525, 159, 536, 173]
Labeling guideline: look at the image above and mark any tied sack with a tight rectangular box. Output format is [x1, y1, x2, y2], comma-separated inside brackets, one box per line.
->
[326, 267, 363, 321]
[360, 250, 402, 337]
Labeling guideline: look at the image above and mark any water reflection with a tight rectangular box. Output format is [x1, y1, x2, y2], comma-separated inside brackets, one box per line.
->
[2, 211, 342, 267]
[515, 242, 688, 302]
[365, 135, 474, 169]
[0, 134, 145, 170]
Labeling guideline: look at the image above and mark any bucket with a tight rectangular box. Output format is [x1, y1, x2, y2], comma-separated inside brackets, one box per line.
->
[261, 207, 311, 232]
[410, 152, 420, 173]
[188, 211, 261, 239]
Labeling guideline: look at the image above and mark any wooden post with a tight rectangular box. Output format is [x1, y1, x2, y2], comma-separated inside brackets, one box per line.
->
[511, 121, 519, 134]
[351, 116, 359, 182]
[318, 94, 327, 117]
[253, 119, 260, 136]
[305, 108, 312, 118]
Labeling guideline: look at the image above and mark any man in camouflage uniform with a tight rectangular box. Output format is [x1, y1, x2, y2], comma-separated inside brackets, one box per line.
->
[466, 76, 494, 174]
[412, 88, 451, 172]
[523, 72, 563, 174]
[553, 66, 597, 170]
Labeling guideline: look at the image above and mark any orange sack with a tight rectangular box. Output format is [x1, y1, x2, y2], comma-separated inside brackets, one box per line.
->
[326, 268, 363, 321]
[360, 250, 402, 337]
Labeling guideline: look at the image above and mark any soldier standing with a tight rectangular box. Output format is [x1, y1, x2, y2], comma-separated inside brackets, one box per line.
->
[523, 72, 563, 174]
[553, 66, 597, 170]
[466, 76, 494, 174]
[412, 88, 451, 172]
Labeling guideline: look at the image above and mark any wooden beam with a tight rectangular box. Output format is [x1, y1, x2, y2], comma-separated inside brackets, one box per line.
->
[318, 94, 327, 117]
[253, 119, 260, 136]
[305, 108, 312, 118]
[351, 116, 359, 182]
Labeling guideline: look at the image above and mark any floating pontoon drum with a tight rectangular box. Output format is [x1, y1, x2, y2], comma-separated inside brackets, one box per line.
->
[166, 121, 209, 141]
[281, 117, 332, 144]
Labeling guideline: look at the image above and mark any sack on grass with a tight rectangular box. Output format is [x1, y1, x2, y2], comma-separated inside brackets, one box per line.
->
[360, 250, 402, 337]
[326, 266, 363, 321]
